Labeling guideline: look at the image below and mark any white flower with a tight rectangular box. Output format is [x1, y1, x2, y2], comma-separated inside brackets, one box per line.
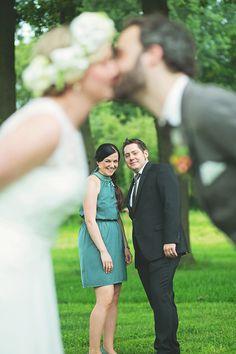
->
[50, 46, 90, 83]
[50, 47, 84, 70]
[22, 55, 56, 96]
[22, 12, 116, 96]
[70, 12, 115, 55]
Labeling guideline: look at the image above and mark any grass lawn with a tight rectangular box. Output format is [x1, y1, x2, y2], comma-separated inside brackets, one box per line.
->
[53, 210, 236, 354]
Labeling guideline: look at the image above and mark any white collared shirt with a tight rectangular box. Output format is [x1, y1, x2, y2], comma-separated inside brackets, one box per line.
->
[130, 161, 148, 207]
[160, 75, 189, 127]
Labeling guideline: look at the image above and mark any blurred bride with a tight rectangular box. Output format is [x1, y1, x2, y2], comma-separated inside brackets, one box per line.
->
[0, 12, 118, 354]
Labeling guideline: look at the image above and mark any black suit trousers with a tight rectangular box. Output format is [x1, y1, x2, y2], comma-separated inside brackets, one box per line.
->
[135, 239, 180, 354]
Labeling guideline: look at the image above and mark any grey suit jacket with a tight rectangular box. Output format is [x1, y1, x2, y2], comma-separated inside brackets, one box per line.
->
[181, 81, 236, 242]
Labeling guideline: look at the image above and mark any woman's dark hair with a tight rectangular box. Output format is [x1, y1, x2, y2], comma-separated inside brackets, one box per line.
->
[95, 143, 124, 211]
[95, 143, 121, 162]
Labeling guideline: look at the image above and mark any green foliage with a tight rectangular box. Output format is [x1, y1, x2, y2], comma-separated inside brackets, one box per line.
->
[15, 0, 81, 31]
[53, 210, 236, 353]
[168, 0, 236, 90]
[15, 40, 36, 107]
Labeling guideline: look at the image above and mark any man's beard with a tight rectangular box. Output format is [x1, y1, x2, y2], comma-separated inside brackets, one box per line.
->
[114, 55, 146, 102]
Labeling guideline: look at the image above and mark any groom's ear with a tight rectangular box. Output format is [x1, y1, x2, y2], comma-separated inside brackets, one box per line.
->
[144, 44, 164, 66]
[144, 149, 149, 159]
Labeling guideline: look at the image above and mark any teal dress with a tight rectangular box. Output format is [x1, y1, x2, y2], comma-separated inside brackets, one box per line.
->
[78, 171, 127, 288]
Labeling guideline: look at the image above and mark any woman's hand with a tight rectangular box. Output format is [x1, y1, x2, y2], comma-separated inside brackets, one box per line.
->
[100, 250, 113, 273]
[124, 246, 133, 265]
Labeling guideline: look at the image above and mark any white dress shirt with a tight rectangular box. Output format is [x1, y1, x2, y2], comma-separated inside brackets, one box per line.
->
[160, 75, 189, 127]
[130, 161, 148, 207]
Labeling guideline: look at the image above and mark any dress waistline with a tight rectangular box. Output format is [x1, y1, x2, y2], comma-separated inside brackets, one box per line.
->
[96, 219, 117, 222]
[81, 216, 117, 222]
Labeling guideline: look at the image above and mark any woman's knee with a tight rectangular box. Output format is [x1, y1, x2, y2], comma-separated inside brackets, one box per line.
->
[95, 285, 114, 308]
[112, 285, 121, 305]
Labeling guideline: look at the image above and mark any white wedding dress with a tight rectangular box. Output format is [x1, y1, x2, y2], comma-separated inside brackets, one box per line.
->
[0, 98, 88, 354]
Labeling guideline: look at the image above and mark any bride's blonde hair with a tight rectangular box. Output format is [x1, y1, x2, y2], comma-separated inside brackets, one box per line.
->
[33, 26, 71, 58]
[22, 12, 116, 97]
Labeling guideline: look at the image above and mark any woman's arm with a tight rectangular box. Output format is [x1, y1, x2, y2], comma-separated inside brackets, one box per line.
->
[0, 114, 61, 190]
[83, 175, 113, 273]
[118, 216, 132, 265]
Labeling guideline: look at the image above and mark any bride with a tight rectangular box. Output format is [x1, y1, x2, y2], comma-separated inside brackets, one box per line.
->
[0, 12, 118, 354]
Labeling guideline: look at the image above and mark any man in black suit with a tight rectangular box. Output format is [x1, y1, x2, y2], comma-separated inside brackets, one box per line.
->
[115, 13, 236, 245]
[123, 138, 188, 354]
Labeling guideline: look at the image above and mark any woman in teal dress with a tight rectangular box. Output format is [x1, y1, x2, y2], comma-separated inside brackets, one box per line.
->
[78, 143, 132, 354]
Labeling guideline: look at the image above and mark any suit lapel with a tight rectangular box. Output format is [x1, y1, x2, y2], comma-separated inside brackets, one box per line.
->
[126, 179, 134, 215]
[132, 162, 152, 212]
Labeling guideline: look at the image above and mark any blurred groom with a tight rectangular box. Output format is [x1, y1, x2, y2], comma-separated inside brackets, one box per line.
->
[114, 13, 236, 245]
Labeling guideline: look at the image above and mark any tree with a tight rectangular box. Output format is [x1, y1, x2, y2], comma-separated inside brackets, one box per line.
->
[0, 0, 16, 123]
[169, 0, 236, 90]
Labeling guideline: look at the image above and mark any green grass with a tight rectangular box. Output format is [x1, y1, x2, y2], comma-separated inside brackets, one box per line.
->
[53, 210, 236, 354]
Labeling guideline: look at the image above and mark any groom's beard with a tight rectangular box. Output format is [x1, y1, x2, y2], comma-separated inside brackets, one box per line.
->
[114, 56, 146, 101]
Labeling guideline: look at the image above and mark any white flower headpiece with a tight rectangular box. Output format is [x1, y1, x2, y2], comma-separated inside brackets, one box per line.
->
[22, 12, 116, 97]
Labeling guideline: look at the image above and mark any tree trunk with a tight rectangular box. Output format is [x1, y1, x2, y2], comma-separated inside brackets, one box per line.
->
[142, 0, 168, 15]
[80, 119, 96, 173]
[59, 2, 78, 23]
[142, 0, 194, 263]
[0, 0, 16, 123]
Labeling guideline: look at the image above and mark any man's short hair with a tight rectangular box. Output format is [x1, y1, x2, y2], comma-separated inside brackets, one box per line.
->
[122, 138, 148, 154]
[124, 13, 196, 77]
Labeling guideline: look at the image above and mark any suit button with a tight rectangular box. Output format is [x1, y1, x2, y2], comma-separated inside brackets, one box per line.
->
[133, 218, 136, 221]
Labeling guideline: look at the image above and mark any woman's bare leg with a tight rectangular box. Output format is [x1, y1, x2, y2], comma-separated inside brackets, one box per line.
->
[89, 285, 114, 354]
[103, 284, 122, 354]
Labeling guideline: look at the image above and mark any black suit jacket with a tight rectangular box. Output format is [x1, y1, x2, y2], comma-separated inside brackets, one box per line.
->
[180, 81, 236, 241]
[127, 162, 188, 263]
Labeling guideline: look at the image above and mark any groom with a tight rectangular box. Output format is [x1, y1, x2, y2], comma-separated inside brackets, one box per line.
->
[115, 13, 236, 245]
[123, 138, 188, 354]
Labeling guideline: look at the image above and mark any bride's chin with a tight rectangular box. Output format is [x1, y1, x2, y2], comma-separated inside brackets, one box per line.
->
[103, 89, 114, 100]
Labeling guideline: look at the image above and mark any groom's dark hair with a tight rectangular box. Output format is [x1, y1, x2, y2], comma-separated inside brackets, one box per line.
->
[123, 13, 196, 77]
[122, 138, 148, 154]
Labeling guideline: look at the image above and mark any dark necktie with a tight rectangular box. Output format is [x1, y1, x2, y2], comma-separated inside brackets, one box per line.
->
[131, 173, 141, 207]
